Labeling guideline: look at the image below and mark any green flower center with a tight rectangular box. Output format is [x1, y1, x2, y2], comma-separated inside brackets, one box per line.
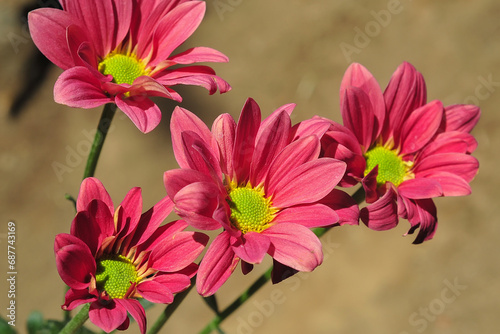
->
[364, 146, 410, 187]
[95, 254, 138, 299]
[98, 53, 148, 85]
[228, 186, 276, 234]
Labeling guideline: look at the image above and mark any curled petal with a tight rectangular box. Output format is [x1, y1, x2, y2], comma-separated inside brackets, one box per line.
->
[115, 299, 146, 334]
[54, 67, 113, 108]
[398, 178, 443, 199]
[360, 185, 398, 231]
[55, 234, 96, 290]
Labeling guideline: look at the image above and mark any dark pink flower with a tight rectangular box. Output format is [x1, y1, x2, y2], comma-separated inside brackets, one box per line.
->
[164, 98, 357, 296]
[28, 0, 230, 133]
[55, 177, 208, 333]
[321, 62, 480, 243]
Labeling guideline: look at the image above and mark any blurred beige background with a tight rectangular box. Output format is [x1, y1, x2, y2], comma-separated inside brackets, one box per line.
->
[1, 0, 498, 333]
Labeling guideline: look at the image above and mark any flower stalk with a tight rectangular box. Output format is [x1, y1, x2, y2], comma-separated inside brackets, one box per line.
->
[83, 103, 117, 179]
[59, 303, 90, 334]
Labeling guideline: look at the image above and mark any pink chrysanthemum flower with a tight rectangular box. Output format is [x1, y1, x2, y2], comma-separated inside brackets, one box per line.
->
[55, 178, 208, 333]
[320, 62, 480, 243]
[28, 0, 230, 133]
[163, 98, 358, 296]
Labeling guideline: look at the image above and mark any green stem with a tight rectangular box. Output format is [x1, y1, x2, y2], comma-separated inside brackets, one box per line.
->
[59, 303, 90, 334]
[147, 278, 195, 334]
[82, 103, 117, 179]
[199, 267, 272, 334]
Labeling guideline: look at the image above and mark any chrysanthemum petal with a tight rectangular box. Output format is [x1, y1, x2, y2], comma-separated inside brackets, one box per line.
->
[62, 0, 132, 57]
[319, 189, 360, 226]
[54, 67, 113, 108]
[178, 131, 222, 181]
[132, 196, 175, 247]
[137, 280, 174, 304]
[341, 86, 376, 150]
[442, 104, 480, 133]
[250, 110, 291, 186]
[265, 136, 321, 195]
[169, 47, 229, 64]
[415, 153, 479, 183]
[115, 95, 161, 134]
[290, 117, 331, 141]
[273, 203, 339, 228]
[265, 223, 323, 272]
[77, 177, 114, 215]
[135, 220, 189, 254]
[212, 113, 237, 177]
[71, 200, 114, 255]
[150, 231, 208, 272]
[55, 234, 96, 290]
[173, 184, 222, 231]
[383, 61, 427, 143]
[154, 66, 231, 95]
[419, 132, 477, 160]
[116, 187, 143, 237]
[164, 169, 215, 200]
[230, 232, 270, 264]
[149, 1, 206, 66]
[407, 199, 438, 244]
[115, 299, 146, 334]
[62, 289, 97, 311]
[421, 171, 472, 197]
[28, 8, 76, 70]
[272, 158, 346, 208]
[197, 231, 240, 296]
[171, 107, 217, 169]
[400, 100, 443, 155]
[398, 178, 443, 199]
[89, 300, 128, 334]
[340, 63, 385, 139]
[233, 98, 261, 181]
[360, 185, 399, 231]
[150, 272, 192, 294]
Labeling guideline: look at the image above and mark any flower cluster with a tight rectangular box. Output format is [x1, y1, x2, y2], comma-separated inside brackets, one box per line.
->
[32, 0, 480, 333]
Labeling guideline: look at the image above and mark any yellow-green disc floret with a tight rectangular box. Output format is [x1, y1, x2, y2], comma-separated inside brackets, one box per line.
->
[228, 186, 276, 234]
[98, 53, 148, 85]
[95, 254, 138, 299]
[364, 146, 410, 187]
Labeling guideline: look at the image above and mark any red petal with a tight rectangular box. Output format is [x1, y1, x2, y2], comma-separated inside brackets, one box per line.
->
[273, 203, 339, 228]
[232, 98, 261, 182]
[197, 231, 240, 296]
[115, 95, 161, 134]
[89, 300, 128, 333]
[400, 100, 443, 155]
[264, 223, 323, 272]
[360, 185, 398, 231]
[55, 234, 96, 290]
[230, 232, 270, 264]
[250, 110, 291, 186]
[272, 158, 346, 208]
[54, 67, 113, 108]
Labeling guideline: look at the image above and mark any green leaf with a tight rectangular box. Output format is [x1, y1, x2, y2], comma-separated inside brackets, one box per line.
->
[0, 316, 17, 334]
[26, 311, 96, 334]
